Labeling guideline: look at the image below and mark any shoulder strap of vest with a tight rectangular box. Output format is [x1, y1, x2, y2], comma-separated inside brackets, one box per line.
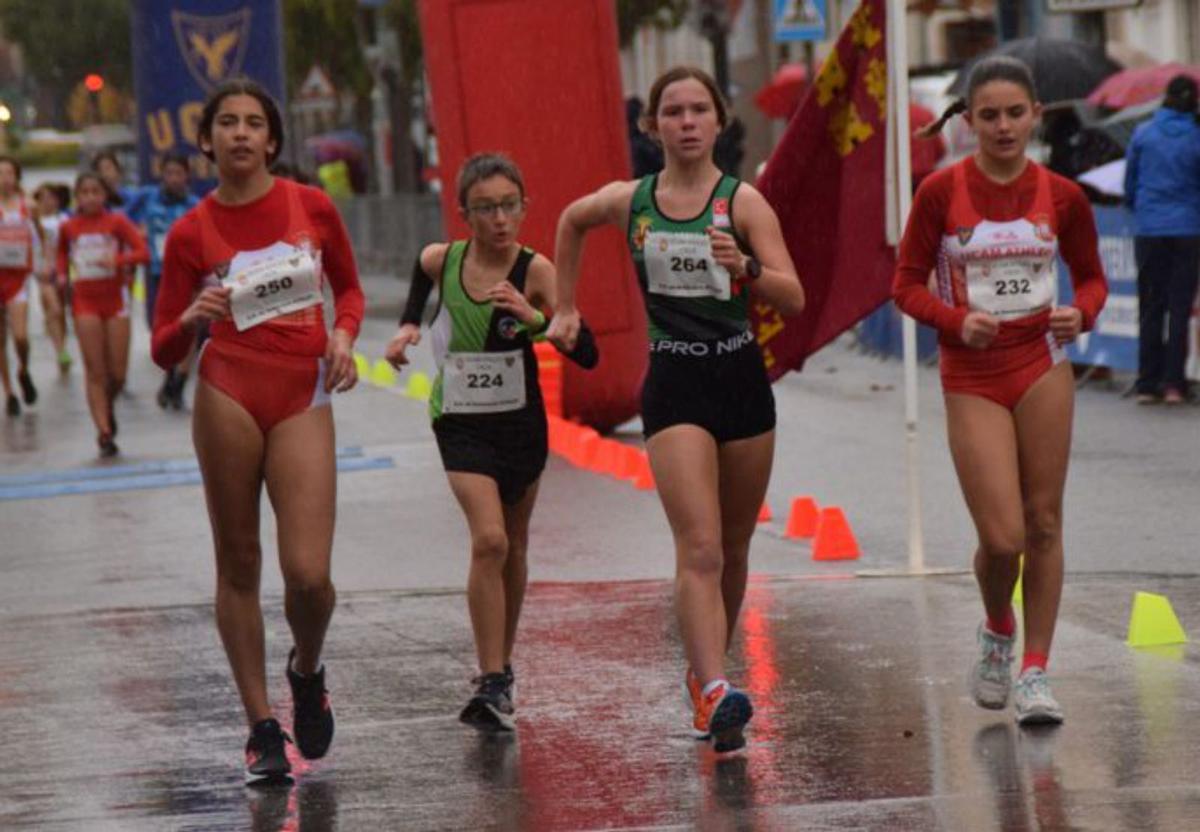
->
[507, 246, 535, 293]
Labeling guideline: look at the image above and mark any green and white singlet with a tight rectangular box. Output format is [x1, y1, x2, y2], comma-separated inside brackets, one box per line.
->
[427, 240, 547, 505]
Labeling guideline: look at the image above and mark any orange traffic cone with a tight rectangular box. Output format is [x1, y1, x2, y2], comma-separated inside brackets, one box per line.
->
[577, 430, 602, 469]
[633, 451, 655, 490]
[757, 501, 772, 523]
[812, 507, 860, 561]
[595, 439, 624, 477]
[784, 496, 819, 539]
[618, 445, 643, 482]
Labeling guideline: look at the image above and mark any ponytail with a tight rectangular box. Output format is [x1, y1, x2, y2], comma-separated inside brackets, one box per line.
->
[917, 99, 966, 138]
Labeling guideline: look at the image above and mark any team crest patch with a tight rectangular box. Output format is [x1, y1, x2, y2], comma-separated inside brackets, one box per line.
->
[172, 9, 252, 93]
[1031, 214, 1054, 242]
[956, 226, 974, 246]
[498, 316, 520, 340]
[632, 215, 653, 251]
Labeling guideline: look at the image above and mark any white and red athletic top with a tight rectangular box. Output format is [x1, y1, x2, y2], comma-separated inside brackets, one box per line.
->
[151, 178, 364, 367]
[57, 211, 149, 303]
[894, 157, 1107, 350]
[0, 195, 40, 286]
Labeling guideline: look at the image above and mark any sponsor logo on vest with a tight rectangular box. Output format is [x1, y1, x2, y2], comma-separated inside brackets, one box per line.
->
[632, 215, 653, 251]
[498, 316, 520, 340]
[1031, 213, 1054, 242]
[650, 329, 754, 357]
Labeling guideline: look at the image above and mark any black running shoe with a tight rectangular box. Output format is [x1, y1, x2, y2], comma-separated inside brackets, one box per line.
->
[244, 718, 293, 785]
[98, 435, 119, 458]
[504, 663, 516, 706]
[169, 372, 187, 410]
[286, 648, 334, 760]
[17, 371, 35, 406]
[460, 672, 515, 732]
[5, 394, 18, 417]
[156, 371, 173, 409]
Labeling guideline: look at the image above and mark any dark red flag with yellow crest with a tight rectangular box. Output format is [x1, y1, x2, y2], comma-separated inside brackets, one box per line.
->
[753, 0, 893, 379]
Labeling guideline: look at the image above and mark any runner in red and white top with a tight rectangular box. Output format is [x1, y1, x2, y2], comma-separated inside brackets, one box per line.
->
[151, 79, 363, 786]
[31, 183, 72, 375]
[893, 57, 1108, 726]
[0, 156, 43, 417]
[57, 173, 149, 456]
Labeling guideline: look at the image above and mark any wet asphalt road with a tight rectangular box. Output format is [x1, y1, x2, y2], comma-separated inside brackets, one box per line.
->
[2, 273, 1199, 830]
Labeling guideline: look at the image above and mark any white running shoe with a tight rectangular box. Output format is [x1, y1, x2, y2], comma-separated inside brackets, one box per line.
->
[1014, 668, 1064, 726]
[968, 623, 1015, 710]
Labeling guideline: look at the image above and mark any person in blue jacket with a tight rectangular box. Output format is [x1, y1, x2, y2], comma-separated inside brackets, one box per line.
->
[141, 152, 199, 409]
[1124, 75, 1200, 404]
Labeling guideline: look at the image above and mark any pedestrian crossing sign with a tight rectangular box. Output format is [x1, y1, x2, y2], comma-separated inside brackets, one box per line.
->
[774, 0, 827, 41]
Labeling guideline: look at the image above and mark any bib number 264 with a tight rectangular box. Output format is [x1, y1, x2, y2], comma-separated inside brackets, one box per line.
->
[670, 256, 708, 273]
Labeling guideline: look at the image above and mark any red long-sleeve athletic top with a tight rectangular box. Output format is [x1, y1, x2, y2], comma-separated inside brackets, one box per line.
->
[151, 178, 364, 368]
[893, 158, 1107, 348]
[57, 211, 149, 301]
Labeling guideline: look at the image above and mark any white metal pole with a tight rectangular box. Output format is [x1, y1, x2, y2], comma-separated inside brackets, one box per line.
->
[886, 0, 924, 572]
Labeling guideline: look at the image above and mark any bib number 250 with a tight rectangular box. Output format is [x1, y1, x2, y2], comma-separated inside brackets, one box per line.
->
[254, 276, 295, 299]
[467, 373, 504, 389]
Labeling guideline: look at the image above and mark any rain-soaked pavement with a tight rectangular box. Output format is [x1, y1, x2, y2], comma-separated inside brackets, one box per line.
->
[3, 274, 1200, 830]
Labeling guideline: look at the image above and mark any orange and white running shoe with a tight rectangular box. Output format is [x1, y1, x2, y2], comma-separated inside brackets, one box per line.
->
[694, 680, 753, 753]
[684, 668, 708, 739]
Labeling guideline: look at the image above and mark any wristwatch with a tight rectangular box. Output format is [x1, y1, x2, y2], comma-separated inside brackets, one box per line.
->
[743, 256, 763, 281]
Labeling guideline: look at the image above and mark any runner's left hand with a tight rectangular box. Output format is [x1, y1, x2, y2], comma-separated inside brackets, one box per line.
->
[1049, 306, 1083, 345]
[486, 282, 539, 325]
[325, 328, 357, 393]
[707, 226, 746, 278]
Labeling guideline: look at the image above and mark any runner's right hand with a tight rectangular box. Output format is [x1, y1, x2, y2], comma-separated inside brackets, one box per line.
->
[960, 311, 999, 349]
[547, 308, 580, 353]
[386, 324, 421, 368]
[182, 286, 231, 329]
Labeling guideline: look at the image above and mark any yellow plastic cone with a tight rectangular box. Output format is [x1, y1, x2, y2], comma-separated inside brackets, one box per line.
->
[371, 358, 398, 388]
[405, 371, 432, 401]
[1127, 591, 1188, 648]
[354, 352, 371, 380]
[132, 276, 146, 303]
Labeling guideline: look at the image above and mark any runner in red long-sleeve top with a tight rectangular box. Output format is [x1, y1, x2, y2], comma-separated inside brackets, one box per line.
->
[58, 173, 150, 456]
[892, 57, 1107, 727]
[150, 79, 362, 786]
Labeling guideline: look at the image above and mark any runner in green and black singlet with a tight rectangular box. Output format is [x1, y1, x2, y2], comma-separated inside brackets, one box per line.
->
[387, 153, 556, 734]
[550, 67, 805, 754]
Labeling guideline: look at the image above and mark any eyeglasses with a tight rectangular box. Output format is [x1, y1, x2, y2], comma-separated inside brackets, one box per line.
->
[467, 197, 524, 218]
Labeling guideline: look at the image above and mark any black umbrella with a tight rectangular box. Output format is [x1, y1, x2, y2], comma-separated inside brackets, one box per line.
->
[949, 37, 1121, 104]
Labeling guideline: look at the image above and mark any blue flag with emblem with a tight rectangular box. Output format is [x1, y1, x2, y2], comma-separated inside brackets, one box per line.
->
[130, 0, 286, 190]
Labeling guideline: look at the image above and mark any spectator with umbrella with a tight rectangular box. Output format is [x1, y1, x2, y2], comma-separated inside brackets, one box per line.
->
[1123, 75, 1200, 404]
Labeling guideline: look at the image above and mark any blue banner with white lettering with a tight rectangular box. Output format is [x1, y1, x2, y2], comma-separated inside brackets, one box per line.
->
[130, 0, 286, 189]
[1059, 206, 1139, 372]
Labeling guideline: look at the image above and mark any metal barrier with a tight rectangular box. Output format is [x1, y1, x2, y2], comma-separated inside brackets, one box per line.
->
[333, 193, 444, 276]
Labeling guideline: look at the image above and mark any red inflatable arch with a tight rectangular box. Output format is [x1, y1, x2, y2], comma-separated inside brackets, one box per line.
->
[418, 0, 648, 431]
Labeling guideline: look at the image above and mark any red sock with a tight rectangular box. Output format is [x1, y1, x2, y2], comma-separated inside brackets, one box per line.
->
[986, 607, 1016, 638]
[1021, 652, 1048, 674]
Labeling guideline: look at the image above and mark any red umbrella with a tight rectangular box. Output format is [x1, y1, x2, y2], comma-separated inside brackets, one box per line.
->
[1087, 63, 1200, 109]
[754, 64, 807, 119]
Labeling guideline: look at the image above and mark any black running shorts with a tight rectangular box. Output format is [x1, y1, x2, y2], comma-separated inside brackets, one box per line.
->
[433, 409, 548, 505]
[641, 331, 776, 444]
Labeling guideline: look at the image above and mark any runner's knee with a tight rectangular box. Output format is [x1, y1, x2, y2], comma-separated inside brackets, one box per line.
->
[472, 527, 509, 565]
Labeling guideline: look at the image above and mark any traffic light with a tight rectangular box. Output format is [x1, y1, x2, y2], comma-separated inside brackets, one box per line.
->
[84, 74, 104, 93]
